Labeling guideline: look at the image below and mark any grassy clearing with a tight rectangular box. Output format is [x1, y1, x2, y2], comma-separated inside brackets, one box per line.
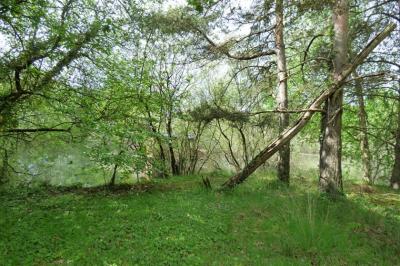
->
[0, 173, 399, 265]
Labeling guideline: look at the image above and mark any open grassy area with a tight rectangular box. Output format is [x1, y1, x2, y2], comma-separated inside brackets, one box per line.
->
[1, 173, 399, 265]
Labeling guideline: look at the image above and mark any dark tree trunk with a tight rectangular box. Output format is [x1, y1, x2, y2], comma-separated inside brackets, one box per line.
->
[109, 163, 118, 187]
[237, 125, 249, 166]
[217, 120, 241, 172]
[167, 113, 179, 176]
[145, 106, 168, 178]
[0, 149, 8, 184]
[157, 141, 168, 177]
[391, 97, 400, 189]
[319, 0, 348, 194]
[389, 0, 400, 190]
[275, 0, 290, 183]
[169, 142, 179, 175]
[220, 24, 395, 189]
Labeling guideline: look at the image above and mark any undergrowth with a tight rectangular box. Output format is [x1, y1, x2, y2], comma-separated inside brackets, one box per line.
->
[0, 173, 399, 265]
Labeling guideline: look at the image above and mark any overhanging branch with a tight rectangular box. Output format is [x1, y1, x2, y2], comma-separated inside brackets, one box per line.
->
[4, 128, 71, 133]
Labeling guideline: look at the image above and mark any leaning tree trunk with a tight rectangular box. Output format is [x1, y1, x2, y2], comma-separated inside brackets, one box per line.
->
[221, 23, 395, 189]
[353, 72, 373, 184]
[236, 124, 249, 166]
[319, 0, 349, 194]
[275, 0, 290, 183]
[390, 95, 400, 189]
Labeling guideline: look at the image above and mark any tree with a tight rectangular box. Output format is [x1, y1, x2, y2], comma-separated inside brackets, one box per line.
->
[318, 0, 349, 194]
[190, 0, 293, 181]
[275, 0, 290, 183]
[0, 0, 113, 127]
[390, 75, 400, 189]
[353, 71, 373, 184]
[221, 24, 396, 189]
[83, 58, 156, 186]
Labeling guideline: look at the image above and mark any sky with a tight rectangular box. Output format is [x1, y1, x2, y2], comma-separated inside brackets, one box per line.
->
[0, 33, 8, 53]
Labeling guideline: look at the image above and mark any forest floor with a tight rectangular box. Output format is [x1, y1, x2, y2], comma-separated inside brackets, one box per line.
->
[0, 172, 399, 265]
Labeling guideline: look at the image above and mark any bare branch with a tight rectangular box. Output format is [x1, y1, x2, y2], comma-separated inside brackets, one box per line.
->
[4, 128, 71, 133]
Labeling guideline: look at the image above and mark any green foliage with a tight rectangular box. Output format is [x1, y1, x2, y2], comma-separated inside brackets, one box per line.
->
[187, 0, 216, 13]
[79, 58, 161, 180]
[343, 96, 397, 181]
[295, 0, 335, 12]
[148, 8, 199, 35]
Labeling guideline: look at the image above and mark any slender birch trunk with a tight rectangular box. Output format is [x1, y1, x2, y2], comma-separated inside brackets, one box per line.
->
[353, 72, 373, 184]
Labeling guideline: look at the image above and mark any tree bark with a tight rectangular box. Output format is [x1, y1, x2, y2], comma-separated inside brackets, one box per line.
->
[167, 111, 179, 176]
[217, 120, 241, 172]
[0, 23, 100, 116]
[144, 105, 168, 178]
[0, 150, 8, 184]
[221, 23, 396, 189]
[237, 125, 249, 166]
[275, 0, 290, 183]
[319, 0, 349, 194]
[390, 96, 400, 189]
[109, 163, 118, 187]
[353, 72, 373, 184]
[4, 128, 70, 133]
[389, 0, 400, 190]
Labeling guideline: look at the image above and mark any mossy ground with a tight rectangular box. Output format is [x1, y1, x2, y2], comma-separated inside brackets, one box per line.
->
[0, 172, 399, 265]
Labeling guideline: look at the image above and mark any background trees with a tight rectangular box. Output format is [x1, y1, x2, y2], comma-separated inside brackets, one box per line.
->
[0, 0, 399, 193]
[1, 2, 400, 264]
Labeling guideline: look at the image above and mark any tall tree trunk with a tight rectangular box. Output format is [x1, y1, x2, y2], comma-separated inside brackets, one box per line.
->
[156, 141, 167, 177]
[221, 23, 395, 189]
[0, 149, 8, 184]
[237, 124, 249, 166]
[109, 163, 118, 187]
[188, 122, 206, 174]
[353, 72, 373, 184]
[275, 0, 290, 183]
[319, 0, 348, 194]
[390, 96, 400, 189]
[145, 106, 168, 178]
[167, 112, 179, 175]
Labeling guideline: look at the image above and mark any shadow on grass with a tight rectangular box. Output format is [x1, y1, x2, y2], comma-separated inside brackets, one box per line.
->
[222, 182, 400, 265]
[0, 173, 399, 265]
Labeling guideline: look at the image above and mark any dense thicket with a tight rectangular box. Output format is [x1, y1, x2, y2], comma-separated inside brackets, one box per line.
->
[0, 0, 399, 192]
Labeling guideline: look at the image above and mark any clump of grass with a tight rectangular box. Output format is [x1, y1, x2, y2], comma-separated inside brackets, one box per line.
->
[274, 194, 349, 262]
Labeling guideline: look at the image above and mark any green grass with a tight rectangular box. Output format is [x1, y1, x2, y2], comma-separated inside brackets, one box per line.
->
[0, 173, 399, 265]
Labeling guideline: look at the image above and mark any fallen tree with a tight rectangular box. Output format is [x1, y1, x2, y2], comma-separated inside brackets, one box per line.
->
[221, 23, 396, 189]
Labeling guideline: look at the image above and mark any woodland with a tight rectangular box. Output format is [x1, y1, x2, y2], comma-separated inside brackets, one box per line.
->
[0, 0, 400, 265]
